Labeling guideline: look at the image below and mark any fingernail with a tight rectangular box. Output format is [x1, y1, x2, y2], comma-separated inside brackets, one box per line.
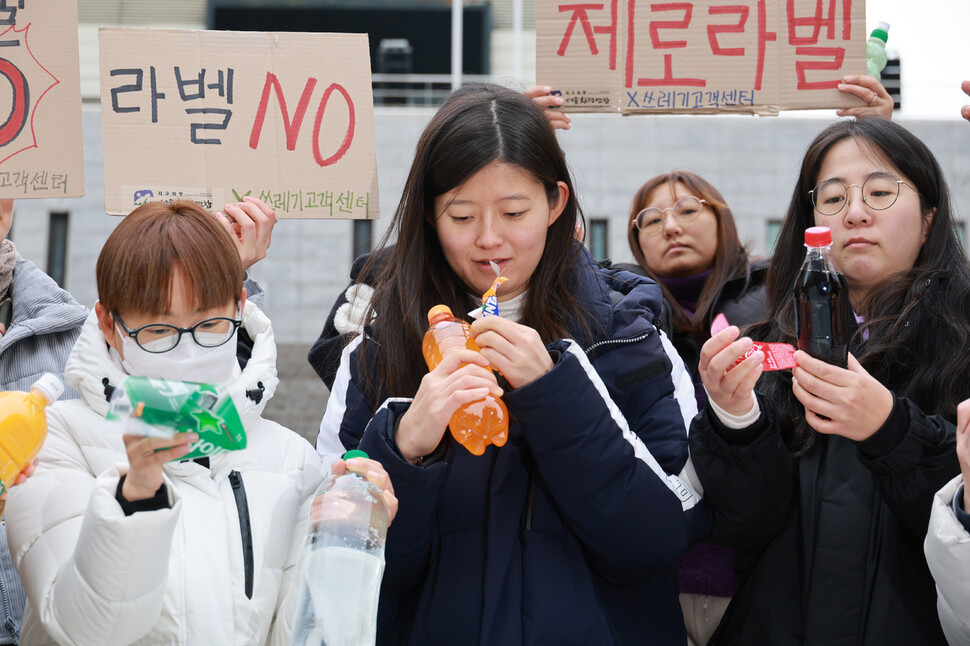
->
[740, 337, 753, 350]
[242, 196, 252, 201]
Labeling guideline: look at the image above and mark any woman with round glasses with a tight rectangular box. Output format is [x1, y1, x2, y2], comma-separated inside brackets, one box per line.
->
[619, 172, 766, 646]
[6, 200, 397, 645]
[624, 172, 767, 394]
[690, 118, 970, 644]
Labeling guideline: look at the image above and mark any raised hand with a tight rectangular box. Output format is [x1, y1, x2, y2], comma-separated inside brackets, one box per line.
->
[217, 196, 277, 270]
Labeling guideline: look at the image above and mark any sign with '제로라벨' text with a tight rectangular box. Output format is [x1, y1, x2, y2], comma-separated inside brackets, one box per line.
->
[537, 0, 867, 115]
[99, 28, 379, 219]
[0, 0, 84, 198]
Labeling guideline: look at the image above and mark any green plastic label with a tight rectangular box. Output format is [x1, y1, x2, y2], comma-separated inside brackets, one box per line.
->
[106, 376, 247, 460]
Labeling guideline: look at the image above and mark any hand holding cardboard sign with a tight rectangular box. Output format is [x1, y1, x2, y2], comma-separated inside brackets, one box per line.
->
[835, 75, 894, 120]
[525, 86, 572, 131]
[217, 196, 276, 270]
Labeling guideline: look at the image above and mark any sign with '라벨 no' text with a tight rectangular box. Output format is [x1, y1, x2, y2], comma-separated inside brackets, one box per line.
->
[537, 0, 866, 115]
[0, 0, 84, 198]
[99, 28, 379, 219]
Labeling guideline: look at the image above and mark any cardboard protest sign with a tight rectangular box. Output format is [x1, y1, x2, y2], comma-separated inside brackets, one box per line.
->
[0, 1, 84, 198]
[537, 0, 866, 115]
[99, 28, 378, 218]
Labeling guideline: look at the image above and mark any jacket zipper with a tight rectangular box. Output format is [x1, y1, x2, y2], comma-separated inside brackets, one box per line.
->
[0, 561, 15, 638]
[229, 470, 255, 599]
[584, 330, 653, 356]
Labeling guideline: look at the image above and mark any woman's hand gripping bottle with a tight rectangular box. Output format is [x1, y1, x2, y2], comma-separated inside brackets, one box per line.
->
[422, 305, 508, 456]
[795, 227, 851, 368]
[0, 373, 63, 496]
[290, 450, 389, 646]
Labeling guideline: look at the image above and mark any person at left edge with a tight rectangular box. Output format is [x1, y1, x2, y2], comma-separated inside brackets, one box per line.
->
[313, 83, 708, 645]
[0, 195, 274, 646]
[6, 200, 396, 645]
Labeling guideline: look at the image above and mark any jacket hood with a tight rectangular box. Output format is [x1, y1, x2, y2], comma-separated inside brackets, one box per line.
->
[1, 256, 88, 357]
[64, 300, 279, 418]
[577, 249, 665, 346]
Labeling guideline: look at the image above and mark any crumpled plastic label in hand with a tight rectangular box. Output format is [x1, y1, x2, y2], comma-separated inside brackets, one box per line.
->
[711, 313, 797, 371]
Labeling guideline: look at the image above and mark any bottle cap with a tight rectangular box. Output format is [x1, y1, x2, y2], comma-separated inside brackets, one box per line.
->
[343, 449, 369, 460]
[804, 226, 832, 247]
[869, 21, 889, 43]
[427, 304, 454, 325]
[31, 373, 64, 405]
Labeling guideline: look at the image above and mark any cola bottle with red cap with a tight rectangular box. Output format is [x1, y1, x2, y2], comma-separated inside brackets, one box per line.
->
[795, 226, 851, 368]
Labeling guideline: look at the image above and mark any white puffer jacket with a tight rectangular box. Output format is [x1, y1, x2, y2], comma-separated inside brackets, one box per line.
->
[925, 474, 970, 646]
[6, 302, 326, 646]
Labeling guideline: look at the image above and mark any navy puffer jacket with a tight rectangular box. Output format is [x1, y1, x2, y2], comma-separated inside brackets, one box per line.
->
[314, 247, 711, 645]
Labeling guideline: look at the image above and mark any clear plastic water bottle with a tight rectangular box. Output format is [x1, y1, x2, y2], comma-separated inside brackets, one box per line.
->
[290, 450, 389, 646]
[866, 22, 890, 80]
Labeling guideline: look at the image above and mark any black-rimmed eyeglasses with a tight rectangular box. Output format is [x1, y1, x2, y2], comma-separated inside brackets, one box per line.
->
[115, 312, 241, 353]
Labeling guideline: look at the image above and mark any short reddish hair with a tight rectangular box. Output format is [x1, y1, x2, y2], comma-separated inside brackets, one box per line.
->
[96, 200, 242, 315]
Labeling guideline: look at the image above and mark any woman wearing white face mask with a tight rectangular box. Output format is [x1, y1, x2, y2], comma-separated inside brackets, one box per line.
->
[5, 200, 397, 646]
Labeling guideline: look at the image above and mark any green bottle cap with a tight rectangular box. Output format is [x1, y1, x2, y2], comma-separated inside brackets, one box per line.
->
[343, 449, 369, 460]
[869, 21, 889, 43]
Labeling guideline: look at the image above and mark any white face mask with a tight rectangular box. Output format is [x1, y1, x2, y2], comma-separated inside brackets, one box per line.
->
[118, 324, 240, 386]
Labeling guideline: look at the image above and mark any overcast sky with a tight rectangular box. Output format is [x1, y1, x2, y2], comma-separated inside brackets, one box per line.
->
[870, 0, 969, 118]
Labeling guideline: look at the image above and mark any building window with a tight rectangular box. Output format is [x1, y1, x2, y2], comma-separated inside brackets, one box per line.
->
[588, 218, 608, 260]
[352, 219, 373, 260]
[47, 212, 69, 287]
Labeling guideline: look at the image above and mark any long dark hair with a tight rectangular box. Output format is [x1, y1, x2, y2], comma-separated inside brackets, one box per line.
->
[750, 118, 970, 454]
[357, 83, 589, 402]
[626, 171, 751, 334]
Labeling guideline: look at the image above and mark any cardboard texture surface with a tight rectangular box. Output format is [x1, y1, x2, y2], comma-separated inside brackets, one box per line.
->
[538, 0, 866, 116]
[99, 28, 379, 219]
[0, 0, 84, 198]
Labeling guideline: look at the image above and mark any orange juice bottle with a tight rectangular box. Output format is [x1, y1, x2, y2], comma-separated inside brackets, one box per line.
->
[422, 305, 508, 456]
[0, 373, 63, 495]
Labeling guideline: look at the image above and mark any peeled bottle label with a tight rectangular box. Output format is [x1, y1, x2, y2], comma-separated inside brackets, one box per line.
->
[710, 314, 797, 371]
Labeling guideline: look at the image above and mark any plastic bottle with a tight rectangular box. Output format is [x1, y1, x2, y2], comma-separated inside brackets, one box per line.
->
[290, 450, 389, 646]
[0, 373, 63, 495]
[866, 21, 890, 80]
[795, 227, 851, 368]
[422, 304, 509, 456]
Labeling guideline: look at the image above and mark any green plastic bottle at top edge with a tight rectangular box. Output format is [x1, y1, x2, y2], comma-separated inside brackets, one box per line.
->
[867, 21, 890, 80]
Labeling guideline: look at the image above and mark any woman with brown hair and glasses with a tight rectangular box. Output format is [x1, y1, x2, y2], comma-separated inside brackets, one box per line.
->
[616, 171, 766, 645]
[692, 118, 970, 644]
